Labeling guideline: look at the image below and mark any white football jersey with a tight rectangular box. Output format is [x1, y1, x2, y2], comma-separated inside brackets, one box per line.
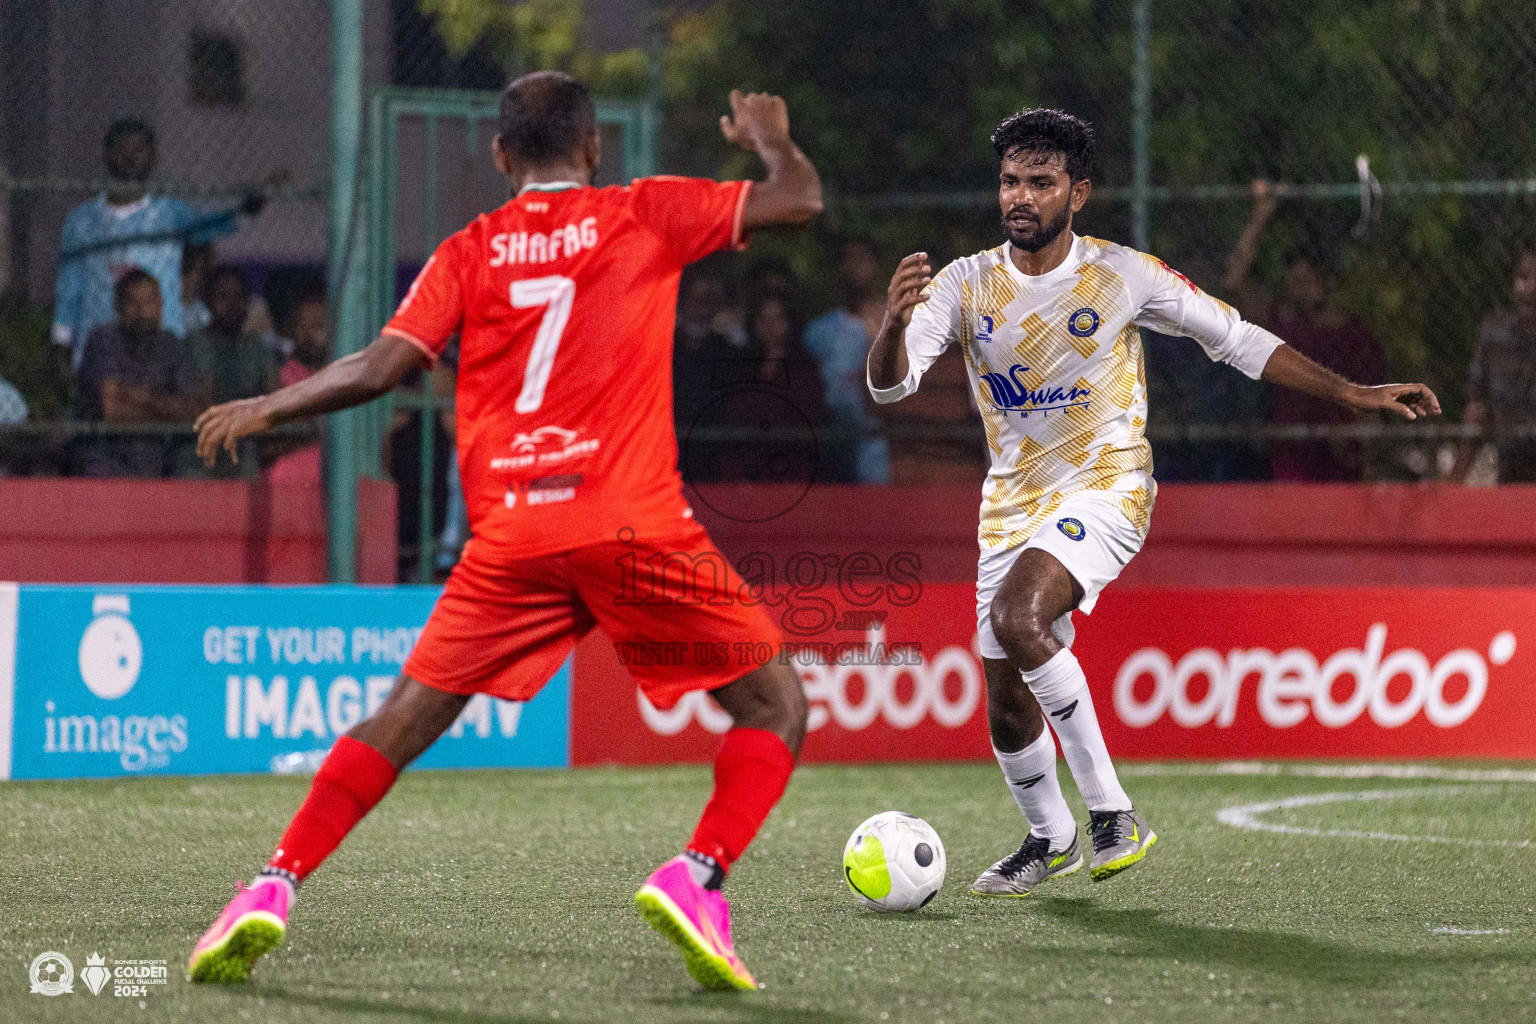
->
[869, 234, 1282, 551]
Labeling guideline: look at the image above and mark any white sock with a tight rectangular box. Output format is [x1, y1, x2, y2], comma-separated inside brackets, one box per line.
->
[1023, 648, 1131, 813]
[992, 729, 1076, 844]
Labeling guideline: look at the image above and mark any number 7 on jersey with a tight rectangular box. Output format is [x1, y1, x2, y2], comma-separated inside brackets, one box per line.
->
[512, 275, 576, 413]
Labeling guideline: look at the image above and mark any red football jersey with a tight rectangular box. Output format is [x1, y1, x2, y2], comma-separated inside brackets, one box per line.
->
[384, 176, 752, 560]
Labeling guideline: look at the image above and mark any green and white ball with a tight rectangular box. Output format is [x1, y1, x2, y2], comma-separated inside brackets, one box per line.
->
[842, 811, 947, 912]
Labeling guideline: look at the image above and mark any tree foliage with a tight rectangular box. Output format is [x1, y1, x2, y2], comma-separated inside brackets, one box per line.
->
[422, 0, 1536, 400]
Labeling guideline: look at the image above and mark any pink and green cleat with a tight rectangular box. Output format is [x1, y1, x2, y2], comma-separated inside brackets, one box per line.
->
[635, 856, 758, 992]
[188, 878, 290, 984]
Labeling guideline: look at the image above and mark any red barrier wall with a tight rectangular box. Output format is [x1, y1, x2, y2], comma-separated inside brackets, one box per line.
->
[0, 479, 398, 584]
[572, 483, 1536, 765]
[573, 584, 1535, 765]
[685, 482, 1536, 586]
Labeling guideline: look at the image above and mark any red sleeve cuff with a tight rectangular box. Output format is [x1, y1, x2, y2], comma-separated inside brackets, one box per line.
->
[730, 180, 753, 251]
[382, 326, 439, 367]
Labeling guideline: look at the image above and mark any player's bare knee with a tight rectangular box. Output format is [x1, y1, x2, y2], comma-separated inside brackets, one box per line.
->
[755, 665, 808, 752]
[714, 662, 807, 754]
[349, 675, 468, 768]
[988, 590, 1058, 670]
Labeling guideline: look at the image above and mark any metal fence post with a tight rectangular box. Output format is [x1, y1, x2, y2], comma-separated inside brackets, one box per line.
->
[326, 0, 364, 583]
[1131, 0, 1151, 253]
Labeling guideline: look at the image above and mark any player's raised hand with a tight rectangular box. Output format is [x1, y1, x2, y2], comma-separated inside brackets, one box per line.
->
[1347, 382, 1443, 421]
[885, 253, 933, 330]
[719, 90, 791, 154]
[195, 396, 274, 466]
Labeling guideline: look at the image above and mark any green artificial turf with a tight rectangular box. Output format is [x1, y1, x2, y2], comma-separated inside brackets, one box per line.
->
[2, 761, 1532, 1023]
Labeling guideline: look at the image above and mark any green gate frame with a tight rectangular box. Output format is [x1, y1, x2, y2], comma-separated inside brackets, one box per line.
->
[330, 87, 657, 583]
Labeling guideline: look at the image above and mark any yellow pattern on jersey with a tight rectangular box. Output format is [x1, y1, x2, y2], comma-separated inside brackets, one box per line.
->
[965, 241, 1153, 548]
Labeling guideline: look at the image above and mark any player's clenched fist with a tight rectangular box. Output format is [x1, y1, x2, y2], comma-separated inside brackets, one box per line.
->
[885, 252, 933, 330]
[719, 89, 792, 153]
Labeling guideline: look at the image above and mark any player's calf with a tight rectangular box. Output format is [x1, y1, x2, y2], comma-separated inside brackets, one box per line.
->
[711, 660, 809, 755]
[637, 662, 805, 990]
[189, 677, 467, 984]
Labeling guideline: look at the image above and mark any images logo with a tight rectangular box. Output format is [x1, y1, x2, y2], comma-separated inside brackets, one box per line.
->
[29, 951, 73, 996]
[1057, 518, 1086, 541]
[79, 595, 141, 700]
[976, 314, 995, 342]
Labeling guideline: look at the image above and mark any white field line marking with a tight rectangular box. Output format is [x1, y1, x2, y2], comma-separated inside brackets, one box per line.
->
[1215, 785, 1532, 849]
[1120, 762, 1536, 785]
[1429, 926, 1510, 935]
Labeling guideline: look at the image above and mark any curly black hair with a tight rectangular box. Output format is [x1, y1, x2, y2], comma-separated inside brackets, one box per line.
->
[990, 108, 1096, 183]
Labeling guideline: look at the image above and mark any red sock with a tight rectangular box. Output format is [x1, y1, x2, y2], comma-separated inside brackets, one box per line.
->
[267, 736, 398, 883]
[687, 727, 795, 874]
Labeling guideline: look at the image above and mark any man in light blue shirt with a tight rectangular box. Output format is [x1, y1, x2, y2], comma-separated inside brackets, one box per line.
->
[0, 374, 27, 425]
[51, 118, 259, 381]
[804, 237, 891, 482]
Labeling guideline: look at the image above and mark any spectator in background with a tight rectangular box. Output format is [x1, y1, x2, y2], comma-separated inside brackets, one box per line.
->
[1227, 180, 1385, 480]
[275, 287, 330, 387]
[717, 290, 826, 482]
[180, 265, 277, 477]
[746, 255, 801, 305]
[186, 266, 278, 404]
[71, 269, 207, 478]
[746, 291, 822, 407]
[181, 242, 215, 336]
[266, 287, 330, 484]
[1454, 247, 1536, 483]
[805, 237, 891, 482]
[673, 272, 741, 479]
[52, 117, 272, 389]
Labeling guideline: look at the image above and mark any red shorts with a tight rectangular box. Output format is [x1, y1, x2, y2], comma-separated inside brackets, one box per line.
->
[404, 523, 781, 710]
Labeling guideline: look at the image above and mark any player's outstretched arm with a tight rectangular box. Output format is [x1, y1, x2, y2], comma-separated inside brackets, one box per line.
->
[194, 331, 427, 466]
[866, 252, 932, 395]
[719, 89, 823, 230]
[1260, 343, 1441, 420]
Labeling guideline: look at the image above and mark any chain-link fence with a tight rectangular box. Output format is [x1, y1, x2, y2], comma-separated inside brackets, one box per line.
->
[0, 1, 348, 416]
[4, 1, 1535, 580]
[819, 0, 1536, 487]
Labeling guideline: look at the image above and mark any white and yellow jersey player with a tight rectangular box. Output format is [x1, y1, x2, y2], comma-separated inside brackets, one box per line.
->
[867, 107, 1442, 897]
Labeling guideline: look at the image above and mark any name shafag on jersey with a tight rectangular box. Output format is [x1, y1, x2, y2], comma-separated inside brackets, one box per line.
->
[384, 176, 753, 560]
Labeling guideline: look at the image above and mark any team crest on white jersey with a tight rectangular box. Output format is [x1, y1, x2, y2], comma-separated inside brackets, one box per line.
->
[1068, 307, 1101, 337]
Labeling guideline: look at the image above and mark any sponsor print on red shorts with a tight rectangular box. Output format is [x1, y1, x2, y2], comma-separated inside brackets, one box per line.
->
[570, 584, 1535, 764]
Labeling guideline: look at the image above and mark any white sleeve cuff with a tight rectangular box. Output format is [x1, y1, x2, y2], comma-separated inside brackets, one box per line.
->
[867, 364, 914, 404]
[51, 324, 72, 346]
[1226, 322, 1285, 380]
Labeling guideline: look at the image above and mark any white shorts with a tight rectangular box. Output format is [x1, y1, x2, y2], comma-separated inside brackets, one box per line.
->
[975, 492, 1145, 661]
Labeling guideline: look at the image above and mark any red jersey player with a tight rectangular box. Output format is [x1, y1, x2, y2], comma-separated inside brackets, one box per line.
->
[188, 72, 822, 992]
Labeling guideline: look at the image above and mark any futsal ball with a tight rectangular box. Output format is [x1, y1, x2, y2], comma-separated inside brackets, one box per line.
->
[842, 811, 947, 912]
